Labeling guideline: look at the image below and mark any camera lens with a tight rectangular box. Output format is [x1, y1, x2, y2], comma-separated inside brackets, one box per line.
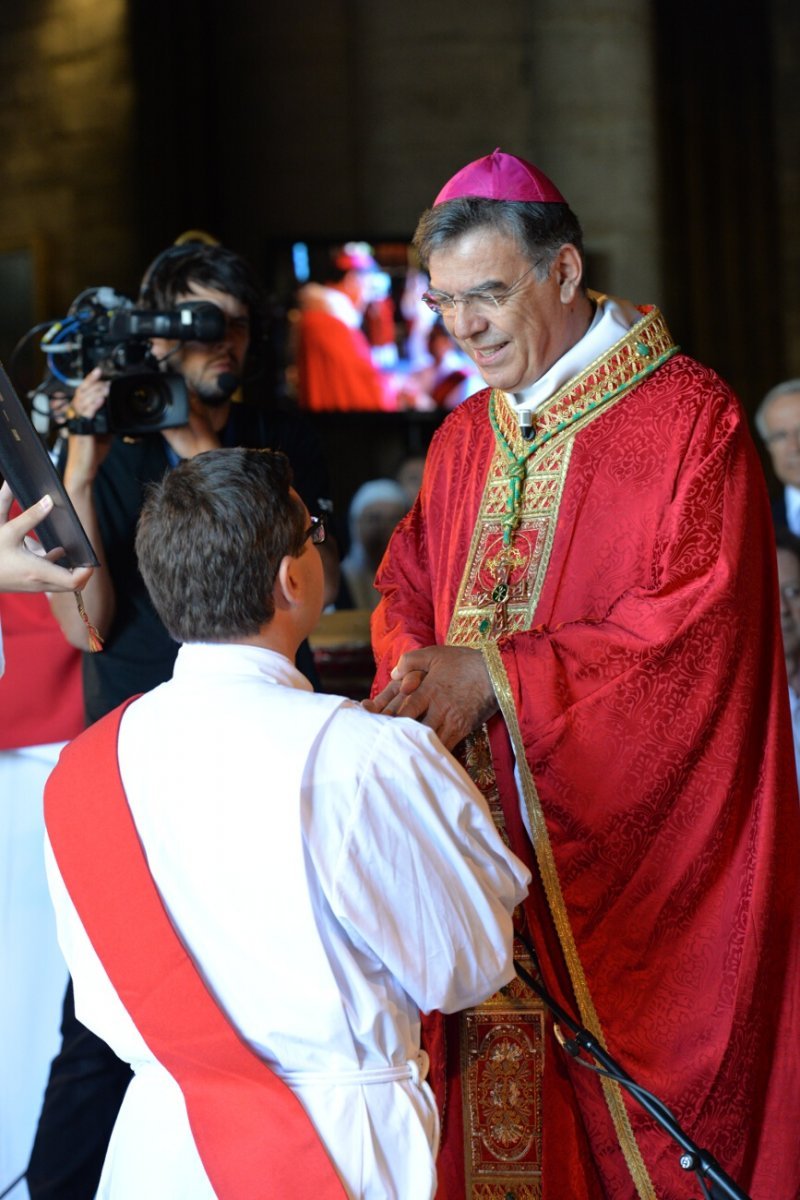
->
[127, 381, 167, 423]
[107, 371, 189, 434]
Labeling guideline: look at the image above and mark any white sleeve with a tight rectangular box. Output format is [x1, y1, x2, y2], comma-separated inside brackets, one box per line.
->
[331, 719, 531, 1014]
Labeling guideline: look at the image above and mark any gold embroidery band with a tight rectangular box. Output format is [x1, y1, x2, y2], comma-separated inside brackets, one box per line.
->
[446, 306, 677, 1195]
[491, 301, 677, 464]
[461, 975, 545, 1199]
[458, 731, 546, 1198]
[445, 437, 574, 648]
[446, 306, 678, 649]
[484, 643, 657, 1200]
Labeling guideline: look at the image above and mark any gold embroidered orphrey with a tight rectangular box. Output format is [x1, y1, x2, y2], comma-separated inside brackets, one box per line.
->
[458, 729, 546, 1200]
[448, 306, 677, 1200]
[446, 303, 677, 649]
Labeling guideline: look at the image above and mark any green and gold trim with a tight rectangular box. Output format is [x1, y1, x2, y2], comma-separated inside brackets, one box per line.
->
[444, 306, 677, 1196]
[483, 648, 657, 1200]
[446, 305, 676, 650]
[445, 435, 574, 647]
[489, 302, 677, 545]
[446, 306, 676, 649]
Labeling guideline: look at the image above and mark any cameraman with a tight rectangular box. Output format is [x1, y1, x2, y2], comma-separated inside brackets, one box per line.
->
[49, 242, 338, 724]
[31, 244, 338, 1200]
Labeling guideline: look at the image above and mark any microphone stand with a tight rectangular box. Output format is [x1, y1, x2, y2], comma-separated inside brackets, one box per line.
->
[513, 945, 751, 1200]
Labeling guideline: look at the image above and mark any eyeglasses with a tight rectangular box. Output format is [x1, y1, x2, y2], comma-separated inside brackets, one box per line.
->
[421, 259, 542, 318]
[780, 583, 800, 601]
[303, 514, 327, 546]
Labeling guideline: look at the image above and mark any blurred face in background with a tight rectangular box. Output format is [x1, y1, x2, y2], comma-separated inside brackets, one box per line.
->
[762, 391, 800, 488]
[777, 546, 800, 662]
[396, 456, 425, 505]
[355, 498, 409, 569]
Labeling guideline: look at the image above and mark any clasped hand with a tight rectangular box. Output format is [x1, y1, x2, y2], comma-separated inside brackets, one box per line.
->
[364, 644, 498, 750]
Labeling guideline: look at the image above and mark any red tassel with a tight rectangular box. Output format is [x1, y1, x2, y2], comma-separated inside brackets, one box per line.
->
[74, 591, 104, 653]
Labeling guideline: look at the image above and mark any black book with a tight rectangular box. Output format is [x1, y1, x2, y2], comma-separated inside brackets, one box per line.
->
[0, 361, 99, 568]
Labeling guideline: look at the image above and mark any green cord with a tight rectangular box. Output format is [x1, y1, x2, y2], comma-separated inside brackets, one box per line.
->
[489, 345, 678, 546]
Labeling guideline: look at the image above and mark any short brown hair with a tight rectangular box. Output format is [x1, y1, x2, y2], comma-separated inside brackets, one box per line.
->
[135, 448, 305, 643]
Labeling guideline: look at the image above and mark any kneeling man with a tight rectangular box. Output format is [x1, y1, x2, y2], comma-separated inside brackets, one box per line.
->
[43, 448, 529, 1200]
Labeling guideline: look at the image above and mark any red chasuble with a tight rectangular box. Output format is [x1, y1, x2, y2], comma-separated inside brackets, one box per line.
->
[373, 310, 800, 1200]
[44, 700, 347, 1200]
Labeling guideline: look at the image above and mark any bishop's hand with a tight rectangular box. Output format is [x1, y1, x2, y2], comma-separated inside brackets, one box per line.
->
[365, 644, 498, 750]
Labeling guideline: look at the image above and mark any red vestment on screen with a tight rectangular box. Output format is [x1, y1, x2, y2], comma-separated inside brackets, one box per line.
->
[296, 308, 389, 411]
[372, 311, 800, 1200]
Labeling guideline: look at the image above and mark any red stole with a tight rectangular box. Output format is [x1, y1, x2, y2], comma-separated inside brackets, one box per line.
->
[44, 699, 346, 1199]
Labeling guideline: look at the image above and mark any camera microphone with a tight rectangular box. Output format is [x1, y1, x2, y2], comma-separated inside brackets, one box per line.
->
[216, 372, 239, 398]
[108, 302, 226, 343]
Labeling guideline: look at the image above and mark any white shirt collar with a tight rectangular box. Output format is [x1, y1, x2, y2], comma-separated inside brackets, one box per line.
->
[785, 486, 800, 536]
[172, 642, 314, 693]
[510, 293, 642, 415]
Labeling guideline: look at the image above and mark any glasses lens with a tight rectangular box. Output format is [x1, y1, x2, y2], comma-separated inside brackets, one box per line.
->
[469, 294, 500, 317]
[305, 515, 326, 545]
[422, 291, 444, 315]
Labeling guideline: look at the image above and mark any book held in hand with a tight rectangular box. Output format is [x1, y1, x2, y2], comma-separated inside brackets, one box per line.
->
[0, 361, 99, 568]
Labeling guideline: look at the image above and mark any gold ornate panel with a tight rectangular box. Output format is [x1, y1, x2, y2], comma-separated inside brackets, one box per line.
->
[462, 942, 545, 1200]
[446, 441, 572, 647]
[447, 304, 677, 650]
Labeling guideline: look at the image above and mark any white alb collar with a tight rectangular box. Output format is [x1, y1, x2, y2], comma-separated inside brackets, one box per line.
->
[173, 642, 314, 693]
[510, 293, 642, 416]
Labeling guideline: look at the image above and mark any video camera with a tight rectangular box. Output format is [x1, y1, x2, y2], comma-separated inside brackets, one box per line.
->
[37, 287, 228, 436]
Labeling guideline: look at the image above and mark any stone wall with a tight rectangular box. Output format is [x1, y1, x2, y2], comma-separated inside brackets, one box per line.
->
[216, 0, 661, 302]
[772, 0, 800, 378]
[0, 0, 139, 342]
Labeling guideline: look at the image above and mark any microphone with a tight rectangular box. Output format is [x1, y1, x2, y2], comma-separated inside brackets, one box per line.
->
[215, 371, 239, 398]
[518, 408, 535, 441]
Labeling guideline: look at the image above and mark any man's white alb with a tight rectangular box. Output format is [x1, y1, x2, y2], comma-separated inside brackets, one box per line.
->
[46, 642, 529, 1200]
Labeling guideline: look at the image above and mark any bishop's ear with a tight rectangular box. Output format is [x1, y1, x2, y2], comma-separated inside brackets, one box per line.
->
[554, 244, 583, 302]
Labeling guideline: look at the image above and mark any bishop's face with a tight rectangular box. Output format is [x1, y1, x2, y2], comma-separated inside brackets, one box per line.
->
[427, 228, 586, 394]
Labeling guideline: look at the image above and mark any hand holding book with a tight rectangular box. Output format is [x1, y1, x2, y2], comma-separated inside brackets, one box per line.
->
[0, 484, 94, 594]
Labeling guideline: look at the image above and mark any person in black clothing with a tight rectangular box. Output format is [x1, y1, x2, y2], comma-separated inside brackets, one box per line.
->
[31, 243, 338, 1199]
[50, 242, 338, 719]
